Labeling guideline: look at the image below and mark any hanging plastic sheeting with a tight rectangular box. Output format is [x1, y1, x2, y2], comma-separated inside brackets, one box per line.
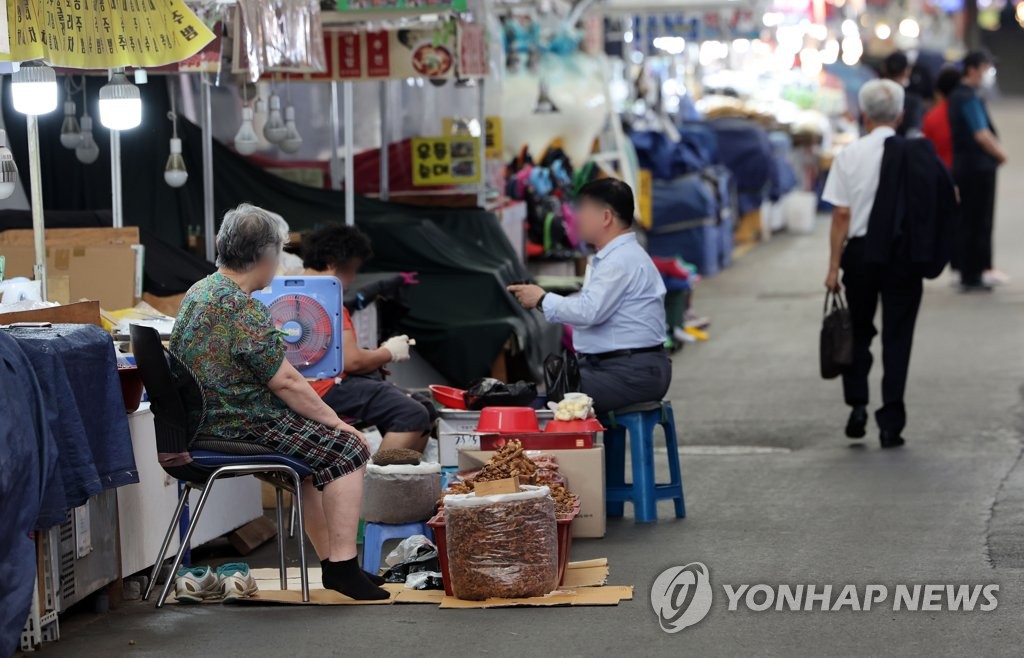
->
[502, 52, 609, 167]
[237, 0, 327, 82]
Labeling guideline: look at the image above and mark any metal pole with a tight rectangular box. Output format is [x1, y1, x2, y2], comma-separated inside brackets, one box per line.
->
[329, 81, 342, 191]
[343, 81, 355, 226]
[378, 80, 389, 202]
[110, 130, 123, 228]
[201, 77, 215, 261]
[476, 78, 487, 208]
[26, 115, 47, 300]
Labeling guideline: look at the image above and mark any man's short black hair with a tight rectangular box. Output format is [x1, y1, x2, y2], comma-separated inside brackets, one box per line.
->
[935, 66, 962, 98]
[883, 51, 910, 79]
[301, 224, 373, 271]
[577, 178, 635, 228]
[962, 51, 991, 72]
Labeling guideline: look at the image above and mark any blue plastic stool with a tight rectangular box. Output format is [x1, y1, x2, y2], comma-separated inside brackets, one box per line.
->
[361, 521, 434, 575]
[601, 401, 686, 523]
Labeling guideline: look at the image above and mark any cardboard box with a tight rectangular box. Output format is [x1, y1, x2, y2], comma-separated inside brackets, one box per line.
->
[0, 228, 141, 310]
[458, 446, 606, 538]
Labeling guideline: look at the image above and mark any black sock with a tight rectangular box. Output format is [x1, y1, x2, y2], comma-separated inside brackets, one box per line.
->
[320, 559, 385, 586]
[321, 558, 389, 600]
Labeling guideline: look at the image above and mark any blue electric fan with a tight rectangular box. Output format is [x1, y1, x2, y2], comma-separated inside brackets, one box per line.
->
[252, 276, 344, 379]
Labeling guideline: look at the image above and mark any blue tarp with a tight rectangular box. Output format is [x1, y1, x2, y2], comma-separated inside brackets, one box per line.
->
[648, 173, 722, 276]
[0, 332, 57, 657]
[709, 118, 774, 215]
[768, 132, 799, 201]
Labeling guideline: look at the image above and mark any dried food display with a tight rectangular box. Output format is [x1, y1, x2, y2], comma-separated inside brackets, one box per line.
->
[438, 442, 579, 515]
[473, 440, 538, 482]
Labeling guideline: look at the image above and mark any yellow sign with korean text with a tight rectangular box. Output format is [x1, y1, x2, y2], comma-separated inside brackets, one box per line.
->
[637, 169, 653, 229]
[5, 0, 215, 69]
[441, 115, 502, 160]
[411, 137, 481, 187]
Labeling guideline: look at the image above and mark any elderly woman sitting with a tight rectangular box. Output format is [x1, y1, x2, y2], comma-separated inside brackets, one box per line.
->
[170, 203, 388, 600]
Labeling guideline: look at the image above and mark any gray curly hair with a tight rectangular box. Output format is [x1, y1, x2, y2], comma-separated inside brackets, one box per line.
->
[215, 203, 289, 271]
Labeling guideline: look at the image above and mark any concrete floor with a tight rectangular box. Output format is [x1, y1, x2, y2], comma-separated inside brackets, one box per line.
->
[42, 100, 1024, 657]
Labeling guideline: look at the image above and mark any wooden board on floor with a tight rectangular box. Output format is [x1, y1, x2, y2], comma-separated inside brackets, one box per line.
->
[227, 516, 278, 556]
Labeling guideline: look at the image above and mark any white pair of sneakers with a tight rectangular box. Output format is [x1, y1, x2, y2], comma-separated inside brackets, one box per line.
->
[174, 563, 258, 603]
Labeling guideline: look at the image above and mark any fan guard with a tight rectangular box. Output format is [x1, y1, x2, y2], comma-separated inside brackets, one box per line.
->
[266, 293, 333, 367]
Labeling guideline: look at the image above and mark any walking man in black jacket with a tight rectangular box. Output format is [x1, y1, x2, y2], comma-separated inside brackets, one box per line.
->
[822, 79, 955, 448]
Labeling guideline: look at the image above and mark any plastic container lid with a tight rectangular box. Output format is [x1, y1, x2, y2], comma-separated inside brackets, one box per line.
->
[544, 418, 605, 433]
[430, 384, 468, 410]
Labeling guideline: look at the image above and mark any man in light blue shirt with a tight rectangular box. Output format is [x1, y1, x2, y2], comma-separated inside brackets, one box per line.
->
[509, 179, 671, 413]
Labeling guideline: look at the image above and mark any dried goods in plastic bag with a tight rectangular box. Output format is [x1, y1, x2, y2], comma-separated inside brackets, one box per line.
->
[445, 485, 558, 600]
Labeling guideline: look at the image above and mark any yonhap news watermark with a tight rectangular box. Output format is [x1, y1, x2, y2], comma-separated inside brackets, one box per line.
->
[651, 562, 1000, 634]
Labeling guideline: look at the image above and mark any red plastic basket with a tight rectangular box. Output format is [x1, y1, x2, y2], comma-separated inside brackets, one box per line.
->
[478, 432, 594, 451]
[428, 502, 580, 597]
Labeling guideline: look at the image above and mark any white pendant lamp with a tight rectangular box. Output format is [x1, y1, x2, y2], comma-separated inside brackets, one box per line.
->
[76, 114, 100, 164]
[98, 71, 142, 130]
[164, 138, 188, 187]
[234, 106, 260, 155]
[11, 62, 59, 116]
[164, 87, 188, 188]
[0, 129, 18, 199]
[60, 100, 83, 149]
[279, 106, 302, 154]
[263, 93, 287, 143]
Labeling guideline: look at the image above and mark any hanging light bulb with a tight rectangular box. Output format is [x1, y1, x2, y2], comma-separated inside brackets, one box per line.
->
[164, 138, 188, 187]
[279, 106, 302, 154]
[60, 100, 83, 149]
[11, 62, 59, 116]
[234, 106, 260, 155]
[76, 114, 100, 164]
[263, 93, 287, 143]
[98, 71, 142, 130]
[0, 129, 19, 199]
[163, 88, 187, 187]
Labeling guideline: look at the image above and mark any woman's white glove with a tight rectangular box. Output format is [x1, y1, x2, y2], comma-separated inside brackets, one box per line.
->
[381, 335, 411, 363]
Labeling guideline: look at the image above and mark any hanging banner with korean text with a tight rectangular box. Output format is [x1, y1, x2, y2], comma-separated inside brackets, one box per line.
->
[4, 0, 216, 69]
[411, 136, 481, 186]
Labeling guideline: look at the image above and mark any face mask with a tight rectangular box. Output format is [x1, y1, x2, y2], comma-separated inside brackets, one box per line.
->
[982, 67, 997, 91]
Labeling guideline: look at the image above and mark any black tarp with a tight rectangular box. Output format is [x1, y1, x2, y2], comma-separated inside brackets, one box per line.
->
[0, 78, 560, 385]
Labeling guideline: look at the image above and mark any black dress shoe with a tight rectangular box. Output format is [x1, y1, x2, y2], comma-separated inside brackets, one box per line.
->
[845, 406, 868, 439]
[960, 282, 993, 293]
[880, 431, 905, 449]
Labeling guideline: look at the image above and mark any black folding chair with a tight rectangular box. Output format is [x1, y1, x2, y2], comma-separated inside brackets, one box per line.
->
[129, 324, 311, 607]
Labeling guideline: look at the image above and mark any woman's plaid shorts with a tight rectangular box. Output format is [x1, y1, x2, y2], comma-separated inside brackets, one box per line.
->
[254, 412, 370, 489]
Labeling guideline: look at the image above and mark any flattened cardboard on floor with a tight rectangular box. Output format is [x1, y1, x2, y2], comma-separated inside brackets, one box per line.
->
[458, 446, 606, 538]
[438, 585, 633, 609]
[220, 561, 626, 607]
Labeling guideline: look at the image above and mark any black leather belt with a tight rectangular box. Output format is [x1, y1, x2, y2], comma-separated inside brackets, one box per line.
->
[579, 345, 665, 362]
